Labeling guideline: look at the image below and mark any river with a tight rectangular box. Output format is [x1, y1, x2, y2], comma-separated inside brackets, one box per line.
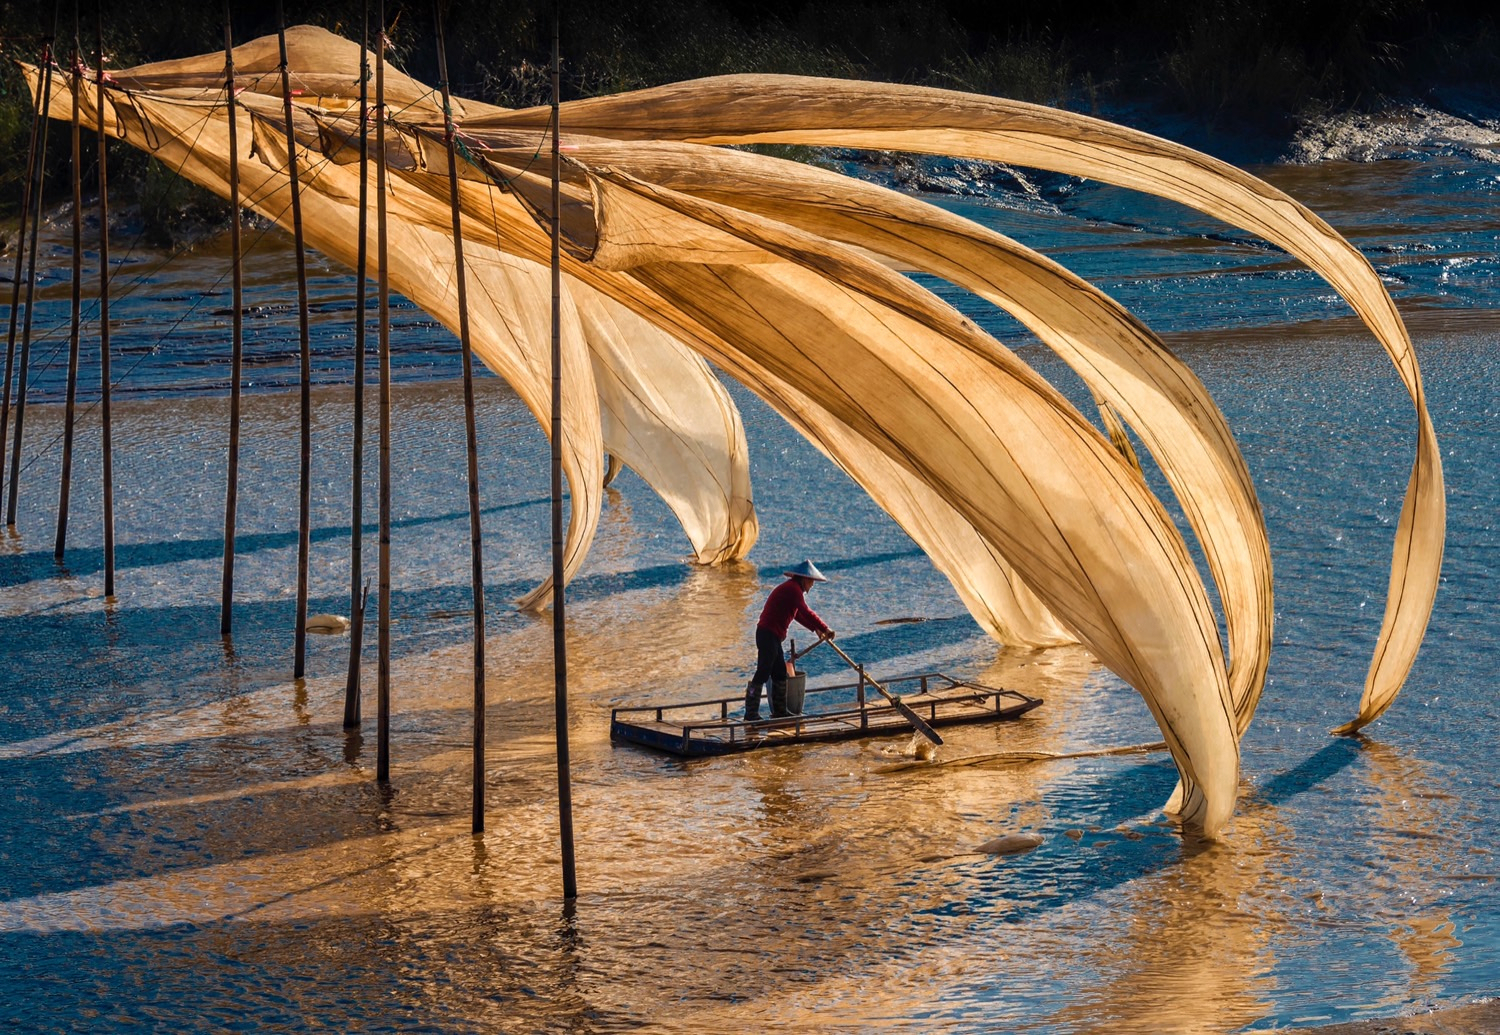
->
[0, 133, 1496, 1032]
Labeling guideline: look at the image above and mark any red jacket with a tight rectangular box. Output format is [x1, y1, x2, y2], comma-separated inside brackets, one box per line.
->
[757, 578, 830, 641]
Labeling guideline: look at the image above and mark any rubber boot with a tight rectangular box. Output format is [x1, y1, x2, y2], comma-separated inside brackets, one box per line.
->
[770, 679, 790, 719]
[744, 681, 762, 722]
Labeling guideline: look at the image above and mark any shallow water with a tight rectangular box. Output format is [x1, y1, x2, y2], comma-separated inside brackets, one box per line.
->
[0, 149, 1497, 1033]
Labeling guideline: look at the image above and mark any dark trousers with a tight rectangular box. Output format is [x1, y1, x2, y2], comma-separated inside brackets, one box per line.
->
[746, 626, 789, 719]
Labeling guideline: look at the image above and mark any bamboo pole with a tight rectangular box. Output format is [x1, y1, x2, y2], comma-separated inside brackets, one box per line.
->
[276, 3, 313, 680]
[0, 45, 47, 523]
[375, 0, 392, 782]
[219, 5, 244, 635]
[550, 12, 578, 900]
[433, 0, 489, 836]
[55, 29, 83, 560]
[96, 16, 115, 598]
[6, 40, 56, 528]
[343, 2, 372, 728]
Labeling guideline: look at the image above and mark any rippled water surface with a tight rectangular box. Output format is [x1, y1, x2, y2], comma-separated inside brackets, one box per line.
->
[0, 149, 1496, 1033]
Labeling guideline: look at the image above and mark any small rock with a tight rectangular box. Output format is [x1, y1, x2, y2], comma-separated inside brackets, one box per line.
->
[304, 613, 350, 634]
[976, 833, 1044, 855]
[794, 869, 839, 883]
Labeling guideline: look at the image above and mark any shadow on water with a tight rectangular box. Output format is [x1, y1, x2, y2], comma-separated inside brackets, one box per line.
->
[0, 735, 394, 900]
[1250, 736, 1364, 806]
[0, 907, 603, 1033]
[0, 541, 980, 898]
[0, 661, 1373, 900]
[787, 617, 982, 683]
[897, 737, 1366, 935]
[755, 547, 926, 582]
[0, 738, 1387, 1030]
[0, 706, 569, 903]
[910, 758, 1185, 924]
[0, 544, 954, 741]
[0, 584, 510, 735]
[0, 494, 556, 586]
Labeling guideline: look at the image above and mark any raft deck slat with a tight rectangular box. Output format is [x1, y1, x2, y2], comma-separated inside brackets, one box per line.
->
[610, 672, 1041, 756]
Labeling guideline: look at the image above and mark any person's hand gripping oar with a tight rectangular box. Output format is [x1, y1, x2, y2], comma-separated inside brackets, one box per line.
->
[824, 638, 944, 746]
[787, 633, 831, 666]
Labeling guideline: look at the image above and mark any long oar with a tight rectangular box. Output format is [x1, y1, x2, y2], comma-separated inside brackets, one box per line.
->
[825, 639, 943, 746]
[788, 635, 829, 665]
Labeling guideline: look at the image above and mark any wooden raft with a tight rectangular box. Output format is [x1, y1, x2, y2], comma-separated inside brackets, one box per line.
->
[610, 672, 1042, 757]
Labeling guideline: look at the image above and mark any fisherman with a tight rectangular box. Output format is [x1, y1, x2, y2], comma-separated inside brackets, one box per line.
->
[745, 560, 835, 721]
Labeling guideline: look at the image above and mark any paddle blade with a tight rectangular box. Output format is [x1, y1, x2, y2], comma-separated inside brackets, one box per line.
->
[893, 698, 944, 746]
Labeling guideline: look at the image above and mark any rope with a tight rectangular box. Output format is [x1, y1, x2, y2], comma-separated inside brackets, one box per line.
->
[11, 64, 229, 376]
[11, 124, 341, 481]
[10, 63, 345, 392]
[377, 34, 551, 188]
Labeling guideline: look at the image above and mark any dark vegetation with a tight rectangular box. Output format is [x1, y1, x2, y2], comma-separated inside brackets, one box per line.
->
[1, 0, 1497, 236]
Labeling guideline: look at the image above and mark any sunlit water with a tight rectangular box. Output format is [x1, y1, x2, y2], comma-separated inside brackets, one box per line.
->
[0, 147, 1496, 1033]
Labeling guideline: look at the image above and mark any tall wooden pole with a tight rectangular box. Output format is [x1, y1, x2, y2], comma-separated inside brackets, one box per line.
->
[7, 41, 56, 528]
[55, 24, 83, 560]
[375, 0, 392, 782]
[219, 5, 244, 634]
[433, 0, 489, 836]
[276, 3, 313, 679]
[0, 42, 47, 523]
[95, 16, 115, 597]
[343, 1, 372, 728]
[550, 11, 577, 900]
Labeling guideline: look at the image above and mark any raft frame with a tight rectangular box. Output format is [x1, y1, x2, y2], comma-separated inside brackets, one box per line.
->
[610, 672, 1042, 757]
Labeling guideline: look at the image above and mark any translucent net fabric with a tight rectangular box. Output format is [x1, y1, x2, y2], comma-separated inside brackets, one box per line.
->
[23, 26, 1445, 834]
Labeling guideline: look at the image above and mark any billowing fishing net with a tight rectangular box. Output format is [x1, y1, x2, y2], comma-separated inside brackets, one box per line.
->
[20, 26, 1445, 835]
